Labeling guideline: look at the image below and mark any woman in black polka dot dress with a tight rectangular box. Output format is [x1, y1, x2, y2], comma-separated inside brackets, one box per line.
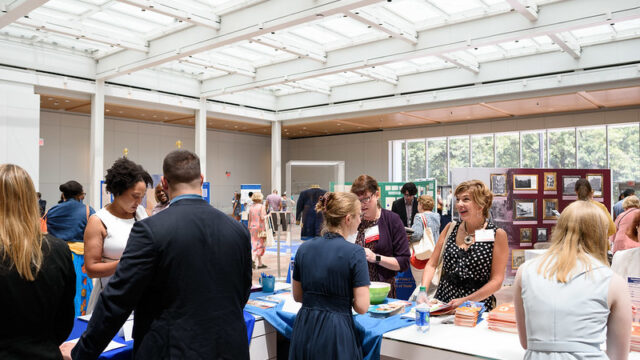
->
[420, 180, 509, 312]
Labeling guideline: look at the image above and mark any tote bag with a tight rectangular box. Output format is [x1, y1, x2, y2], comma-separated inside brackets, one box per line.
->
[412, 214, 435, 260]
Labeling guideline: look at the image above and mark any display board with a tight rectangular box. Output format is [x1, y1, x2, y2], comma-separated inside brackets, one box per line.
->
[451, 168, 611, 277]
[330, 180, 438, 211]
[240, 184, 261, 211]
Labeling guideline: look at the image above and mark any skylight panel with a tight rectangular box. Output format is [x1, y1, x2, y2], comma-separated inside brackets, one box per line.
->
[382, 1, 441, 23]
[429, 0, 483, 15]
[570, 25, 613, 39]
[321, 16, 372, 38]
[108, 2, 176, 26]
[43, 0, 91, 16]
[290, 25, 341, 45]
[90, 11, 157, 33]
[612, 18, 640, 33]
[219, 46, 264, 62]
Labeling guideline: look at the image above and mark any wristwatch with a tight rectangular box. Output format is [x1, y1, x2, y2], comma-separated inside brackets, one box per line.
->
[375, 255, 381, 264]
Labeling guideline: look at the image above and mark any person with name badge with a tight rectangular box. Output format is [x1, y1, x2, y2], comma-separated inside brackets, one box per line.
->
[420, 180, 508, 311]
[351, 175, 410, 299]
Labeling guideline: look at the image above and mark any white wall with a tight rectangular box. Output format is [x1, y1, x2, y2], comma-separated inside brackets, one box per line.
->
[284, 108, 640, 191]
[0, 80, 40, 187]
[40, 110, 271, 213]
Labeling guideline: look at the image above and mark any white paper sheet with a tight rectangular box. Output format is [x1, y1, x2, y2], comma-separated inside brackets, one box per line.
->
[281, 295, 302, 314]
[274, 282, 291, 292]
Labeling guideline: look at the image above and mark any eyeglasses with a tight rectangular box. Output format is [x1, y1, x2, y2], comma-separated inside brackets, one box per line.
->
[359, 196, 372, 204]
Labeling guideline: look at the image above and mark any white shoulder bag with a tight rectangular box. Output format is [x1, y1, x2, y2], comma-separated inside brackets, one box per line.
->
[412, 214, 436, 260]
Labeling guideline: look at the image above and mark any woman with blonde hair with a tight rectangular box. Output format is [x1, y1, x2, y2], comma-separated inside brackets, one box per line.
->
[248, 192, 267, 269]
[289, 192, 370, 359]
[514, 200, 631, 359]
[610, 195, 640, 253]
[0, 164, 75, 359]
[420, 180, 508, 311]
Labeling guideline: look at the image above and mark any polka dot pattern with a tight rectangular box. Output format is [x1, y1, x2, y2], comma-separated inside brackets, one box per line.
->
[434, 220, 498, 311]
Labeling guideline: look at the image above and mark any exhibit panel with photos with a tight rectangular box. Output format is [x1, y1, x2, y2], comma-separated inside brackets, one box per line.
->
[451, 168, 611, 276]
[330, 180, 438, 211]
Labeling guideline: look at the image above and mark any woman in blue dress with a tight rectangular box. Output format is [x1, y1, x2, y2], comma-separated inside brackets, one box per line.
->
[289, 192, 371, 360]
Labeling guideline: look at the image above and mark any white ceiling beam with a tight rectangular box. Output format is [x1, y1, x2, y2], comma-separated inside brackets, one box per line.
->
[274, 38, 640, 111]
[116, 0, 220, 30]
[0, 0, 48, 29]
[354, 68, 398, 85]
[253, 36, 327, 63]
[201, 0, 640, 97]
[505, 0, 538, 22]
[181, 57, 255, 77]
[275, 63, 640, 123]
[287, 81, 331, 95]
[96, 0, 380, 79]
[437, 54, 479, 74]
[548, 33, 581, 59]
[15, 16, 148, 52]
[345, 11, 418, 44]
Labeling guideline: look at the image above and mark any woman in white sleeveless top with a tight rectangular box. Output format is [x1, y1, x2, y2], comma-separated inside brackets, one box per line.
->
[513, 200, 631, 360]
[84, 158, 153, 313]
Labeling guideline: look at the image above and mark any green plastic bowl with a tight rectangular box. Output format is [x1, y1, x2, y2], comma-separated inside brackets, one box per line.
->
[369, 282, 391, 304]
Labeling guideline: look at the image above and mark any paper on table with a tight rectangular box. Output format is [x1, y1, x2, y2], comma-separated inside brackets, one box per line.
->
[66, 338, 126, 352]
[281, 295, 302, 314]
[274, 282, 291, 292]
[117, 319, 134, 342]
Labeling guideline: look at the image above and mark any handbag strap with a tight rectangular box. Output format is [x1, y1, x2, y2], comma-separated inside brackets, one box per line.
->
[437, 221, 456, 275]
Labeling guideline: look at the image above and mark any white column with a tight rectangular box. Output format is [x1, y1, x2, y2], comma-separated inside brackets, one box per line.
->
[195, 97, 207, 180]
[89, 79, 105, 209]
[271, 120, 282, 193]
[0, 80, 39, 187]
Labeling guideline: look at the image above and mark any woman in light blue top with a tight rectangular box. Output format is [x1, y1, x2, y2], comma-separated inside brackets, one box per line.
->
[514, 200, 631, 360]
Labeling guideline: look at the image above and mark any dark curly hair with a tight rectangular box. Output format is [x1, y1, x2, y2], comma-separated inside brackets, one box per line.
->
[105, 157, 153, 197]
[401, 182, 418, 196]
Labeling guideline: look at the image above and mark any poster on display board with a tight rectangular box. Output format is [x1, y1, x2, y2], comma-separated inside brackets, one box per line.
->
[240, 184, 261, 211]
[451, 168, 611, 277]
[330, 180, 438, 211]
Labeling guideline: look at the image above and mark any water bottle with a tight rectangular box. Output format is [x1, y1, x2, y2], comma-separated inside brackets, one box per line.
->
[415, 286, 430, 332]
[416, 286, 428, 305]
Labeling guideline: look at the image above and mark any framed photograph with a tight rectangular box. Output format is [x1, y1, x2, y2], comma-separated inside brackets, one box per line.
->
[520, 228, 532, 243]
[490, 173, 508, 196]
[587, 173, 603, 197]
[543, 172, 557, 191]
[543, 199, 559, 220]
[562, 175, 581, 196]
[537, 227, 548, 242]
[514, 199, 537, 221]
[490, 198, 512, 222]
[513, 174, 538, 191]
[512, 249, 525, 270]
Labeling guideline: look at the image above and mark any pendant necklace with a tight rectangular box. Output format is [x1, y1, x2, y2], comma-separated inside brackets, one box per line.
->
[462, 220, 484, 245]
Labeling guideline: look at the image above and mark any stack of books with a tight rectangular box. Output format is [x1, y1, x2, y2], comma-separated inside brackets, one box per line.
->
[487, 303, 517, 334]
[368, 300, 411, 318]
[454, 301, 484, 327]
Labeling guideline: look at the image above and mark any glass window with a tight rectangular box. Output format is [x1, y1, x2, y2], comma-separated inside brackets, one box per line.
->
[407, 139, 426, 181]
[548, 129, 576, 168]
[390, 140, 405, 182]
[577, 126, 607, 169]
[496, 132, 519, 167]
[522, 131, 545, 168]
[609, 124, 640, 201]
[471, 134, 494, 167]
[428, 138, 448, 186]
[449, 136, 470, 169]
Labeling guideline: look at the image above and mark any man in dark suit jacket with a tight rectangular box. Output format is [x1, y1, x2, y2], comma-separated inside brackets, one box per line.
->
[70, 150, 252, 359]
[391, 182, 418, 227]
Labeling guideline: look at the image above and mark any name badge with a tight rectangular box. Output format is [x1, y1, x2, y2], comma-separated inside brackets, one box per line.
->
[475, 229, 495, 242]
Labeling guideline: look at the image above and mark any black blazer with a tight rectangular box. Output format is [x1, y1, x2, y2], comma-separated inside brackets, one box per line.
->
[0, 235, 75, 360]
[391, 197, 418, 227]
[73, 198, 253, 360]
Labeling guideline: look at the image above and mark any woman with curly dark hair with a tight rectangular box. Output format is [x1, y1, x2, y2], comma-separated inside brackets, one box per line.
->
[84, 157, 152, 313]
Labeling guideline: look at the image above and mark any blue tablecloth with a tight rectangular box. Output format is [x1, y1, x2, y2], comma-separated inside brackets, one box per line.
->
[245, 291, 415, 360]
[68, 311, 256, 359]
